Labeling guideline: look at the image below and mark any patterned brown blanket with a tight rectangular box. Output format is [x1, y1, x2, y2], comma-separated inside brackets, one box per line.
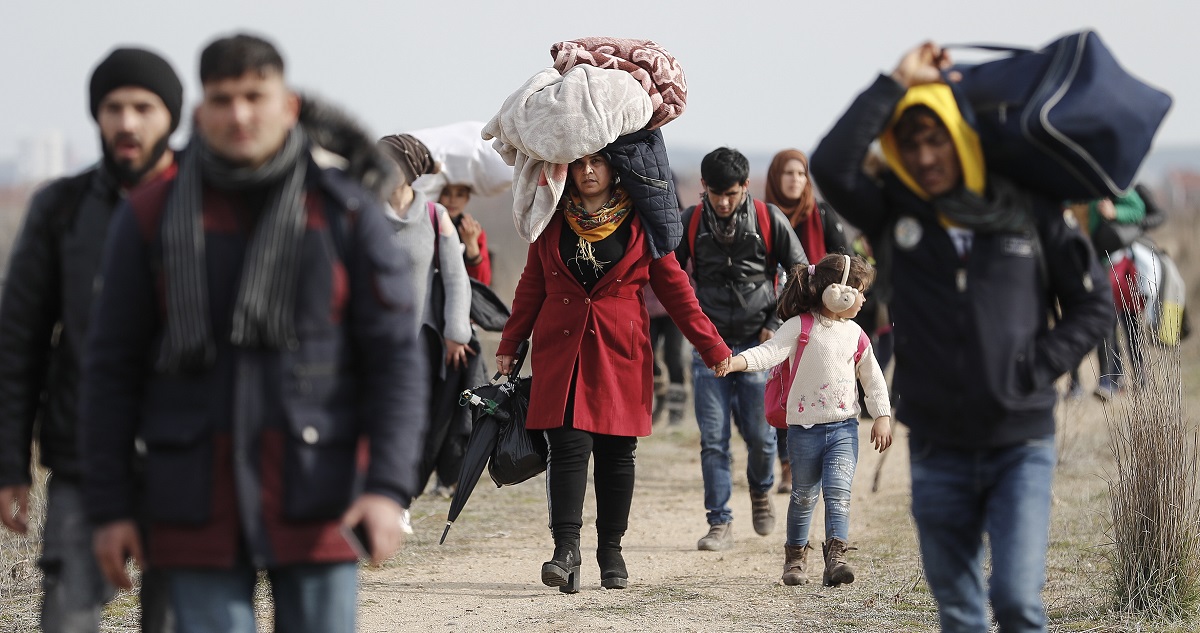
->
[550, 37, 687, 130]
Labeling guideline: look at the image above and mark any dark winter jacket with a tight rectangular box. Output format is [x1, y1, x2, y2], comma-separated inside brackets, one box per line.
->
[600, 128, 680, 259]
[0, 165, 123, 486]
[79, 103, 426, 569]
[811, 75, 1114, 448]
[677, 197, 807, 346]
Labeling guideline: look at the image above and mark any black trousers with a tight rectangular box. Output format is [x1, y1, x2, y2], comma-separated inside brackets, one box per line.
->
[649, 315, 685, 384]
[544, 391, 637, 545]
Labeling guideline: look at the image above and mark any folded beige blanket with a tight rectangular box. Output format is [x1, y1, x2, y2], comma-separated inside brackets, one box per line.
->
[482, 66, 652, 242]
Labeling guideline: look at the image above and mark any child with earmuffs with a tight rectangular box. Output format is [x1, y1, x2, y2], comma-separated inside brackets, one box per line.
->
[717, 253, 892, 587]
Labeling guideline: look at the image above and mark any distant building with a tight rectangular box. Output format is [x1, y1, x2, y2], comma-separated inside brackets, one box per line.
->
[1164, 170, 1200, 213]
[0, 159, 17, 187]
[16, 130, 67, 185]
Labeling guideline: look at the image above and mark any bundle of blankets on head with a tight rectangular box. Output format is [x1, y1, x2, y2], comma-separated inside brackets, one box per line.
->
[483, 37, 688, 258]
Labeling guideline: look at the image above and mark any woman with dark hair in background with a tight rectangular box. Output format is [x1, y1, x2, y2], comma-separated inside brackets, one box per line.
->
[763, 149, 850, 494]
[497, 151, 730, 593]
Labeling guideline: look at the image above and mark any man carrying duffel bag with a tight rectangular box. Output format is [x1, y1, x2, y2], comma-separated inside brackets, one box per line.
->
[811, 41, 1115, 633]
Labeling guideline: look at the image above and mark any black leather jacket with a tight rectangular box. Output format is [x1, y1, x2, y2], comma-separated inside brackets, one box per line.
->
[0, 166, 120, 484]
[677, 197, 807, 346]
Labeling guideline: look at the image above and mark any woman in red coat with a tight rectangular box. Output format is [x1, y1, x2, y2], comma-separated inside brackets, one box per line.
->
[497, 153, 731, 593]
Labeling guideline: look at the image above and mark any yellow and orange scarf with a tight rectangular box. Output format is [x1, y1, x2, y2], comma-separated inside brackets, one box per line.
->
[562, 188, 633, 274]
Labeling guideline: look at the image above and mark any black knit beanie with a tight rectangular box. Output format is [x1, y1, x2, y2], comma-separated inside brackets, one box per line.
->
[89, 48, 184, 133]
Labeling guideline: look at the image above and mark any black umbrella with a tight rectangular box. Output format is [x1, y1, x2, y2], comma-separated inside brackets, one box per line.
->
[440, 341, 544, 544]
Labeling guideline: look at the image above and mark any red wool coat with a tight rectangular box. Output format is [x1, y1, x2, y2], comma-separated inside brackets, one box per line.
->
[498, 213, 730, 436]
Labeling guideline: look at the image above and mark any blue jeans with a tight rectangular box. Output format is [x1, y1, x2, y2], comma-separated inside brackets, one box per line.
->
[909, 433, 1056, 633]
[168, 562, 357, 633]
[692, 344, 776, 525]
[785, 419, 859, 546]
[38, 478, 113, 633]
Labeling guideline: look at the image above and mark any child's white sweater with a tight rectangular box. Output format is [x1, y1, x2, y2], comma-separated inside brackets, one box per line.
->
[742, 313, 891, 426]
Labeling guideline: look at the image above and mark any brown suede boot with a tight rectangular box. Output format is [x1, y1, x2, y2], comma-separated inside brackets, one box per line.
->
[821, 537, 857, 587]
[781, 543, 811, 586]
[777, 461, 792, 494]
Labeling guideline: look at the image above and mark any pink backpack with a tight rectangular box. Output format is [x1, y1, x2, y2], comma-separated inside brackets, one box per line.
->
[764, 313, 871, 429]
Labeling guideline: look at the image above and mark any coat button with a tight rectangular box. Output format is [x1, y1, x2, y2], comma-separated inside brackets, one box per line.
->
[584, 298, 591, 304]
[563, 329, 570, 336]
[551, 271, 559, 276]
[302, 426, 320, 445]
[589, 329, 596, 335]
[563, 298, 570, 304]
[346, 197, 360, 211]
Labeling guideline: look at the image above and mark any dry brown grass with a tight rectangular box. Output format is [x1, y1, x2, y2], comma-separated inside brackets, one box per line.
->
[1103, 310, 1200, 622]
[0, 467, 47, 632]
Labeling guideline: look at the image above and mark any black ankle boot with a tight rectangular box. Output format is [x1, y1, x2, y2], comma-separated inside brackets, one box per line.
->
[597, 547, 627, 589]
[541, 541, 581, 594]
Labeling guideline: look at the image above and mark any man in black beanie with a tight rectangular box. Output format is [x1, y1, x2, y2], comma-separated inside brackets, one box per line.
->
[0, 46, 181, 633]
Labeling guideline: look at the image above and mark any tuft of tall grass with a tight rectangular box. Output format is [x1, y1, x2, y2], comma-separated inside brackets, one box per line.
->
[1103, 280, 1200, 620]
[0, 465, 49, 630]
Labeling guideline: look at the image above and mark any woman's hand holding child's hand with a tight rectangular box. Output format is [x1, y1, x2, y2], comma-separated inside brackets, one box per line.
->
[871, 416, 893, 452]
[710, 355, 730, 377]
[712, 355, 747, 378]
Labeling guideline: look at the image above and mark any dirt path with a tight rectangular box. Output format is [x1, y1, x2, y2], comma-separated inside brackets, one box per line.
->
[352, 340, 1164, 633]
[358, 414, 948, 632]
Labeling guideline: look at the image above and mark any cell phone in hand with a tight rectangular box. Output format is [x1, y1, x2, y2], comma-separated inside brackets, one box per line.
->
[340, 522, 370, 561]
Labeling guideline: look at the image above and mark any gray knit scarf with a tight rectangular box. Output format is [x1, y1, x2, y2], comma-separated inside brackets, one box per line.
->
[158, 128, 309, 373]
[701, 193, 746, 246]
[932, 174, 1036, 234]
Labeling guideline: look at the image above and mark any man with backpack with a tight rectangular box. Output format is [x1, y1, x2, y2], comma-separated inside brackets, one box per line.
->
[0, 47, 182, 633]
[677, 147, 807, 551]
[810, 42, 1112, 632]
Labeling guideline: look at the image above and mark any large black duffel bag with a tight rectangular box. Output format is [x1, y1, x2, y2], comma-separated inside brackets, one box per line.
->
[948, 30, 1172, 200]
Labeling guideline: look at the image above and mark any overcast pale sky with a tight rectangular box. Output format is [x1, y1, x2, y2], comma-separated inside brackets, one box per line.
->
[1, 0, 1194, 165]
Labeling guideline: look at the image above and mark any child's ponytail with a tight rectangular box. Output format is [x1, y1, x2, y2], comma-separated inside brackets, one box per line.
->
[777, 253, 876, 320]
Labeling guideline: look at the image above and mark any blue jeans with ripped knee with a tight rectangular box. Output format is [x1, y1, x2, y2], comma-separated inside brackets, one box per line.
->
[785, 418, 860, 546]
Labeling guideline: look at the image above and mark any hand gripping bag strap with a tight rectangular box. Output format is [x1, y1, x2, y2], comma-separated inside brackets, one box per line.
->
[765, 312, 813, 429]
[946, 30, 1172, 199]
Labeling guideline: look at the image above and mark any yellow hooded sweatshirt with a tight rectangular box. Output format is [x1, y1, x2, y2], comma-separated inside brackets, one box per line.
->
[879, 83, 987, 200]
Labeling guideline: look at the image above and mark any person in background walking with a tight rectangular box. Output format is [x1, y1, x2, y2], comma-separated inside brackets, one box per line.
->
[438, 183, 492, 285]
[763, 148, 850, 494]
[377, 134, 476, 501]
[677, 147, 807, 551]
[1065, 190, 1147, 401]
[0, 46, 181, 633]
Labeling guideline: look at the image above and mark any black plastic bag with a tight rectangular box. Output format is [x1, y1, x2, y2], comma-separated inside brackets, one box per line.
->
[488, 376, 546, 486]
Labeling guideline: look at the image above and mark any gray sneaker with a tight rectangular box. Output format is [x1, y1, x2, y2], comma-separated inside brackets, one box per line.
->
[697, 523, 733, 551]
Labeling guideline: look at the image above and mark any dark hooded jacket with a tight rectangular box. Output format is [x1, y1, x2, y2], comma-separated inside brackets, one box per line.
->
[811, 75, 1114, 448]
